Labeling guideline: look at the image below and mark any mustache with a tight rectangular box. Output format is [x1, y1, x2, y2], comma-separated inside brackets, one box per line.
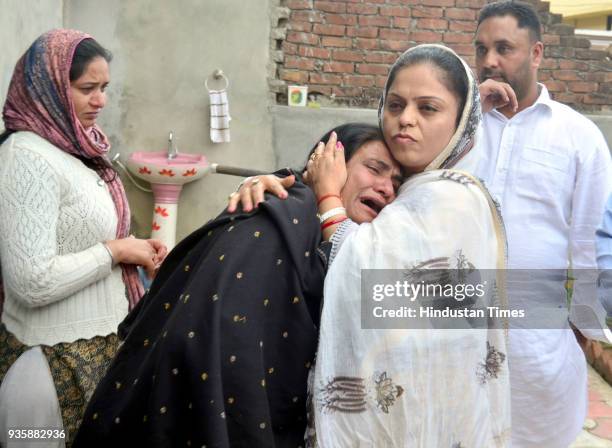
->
[480, 70, 508, 83]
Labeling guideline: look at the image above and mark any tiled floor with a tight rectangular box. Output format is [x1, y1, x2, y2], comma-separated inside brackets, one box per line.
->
[571, 365, 612, 447]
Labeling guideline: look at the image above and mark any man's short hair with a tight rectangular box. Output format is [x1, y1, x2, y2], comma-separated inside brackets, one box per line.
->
[478, 1, 542, 42]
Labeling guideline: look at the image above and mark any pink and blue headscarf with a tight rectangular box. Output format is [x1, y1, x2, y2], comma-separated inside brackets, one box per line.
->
[1, 29, 143, 310]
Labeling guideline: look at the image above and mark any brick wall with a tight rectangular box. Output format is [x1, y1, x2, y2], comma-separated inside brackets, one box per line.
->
[269, 0, 612, 112]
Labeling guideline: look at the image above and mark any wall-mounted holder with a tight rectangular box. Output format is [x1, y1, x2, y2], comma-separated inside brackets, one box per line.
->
[205, 69, 229, 92]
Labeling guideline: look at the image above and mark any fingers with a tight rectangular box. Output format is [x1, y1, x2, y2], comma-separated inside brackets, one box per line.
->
[279, 174, 296, 189]
[240, 187, 255, 212]
[505, 83, 518, 112]
[324, 131, 337, 156]
[227, 191, 240, 213]
[335, 140, 345, 165]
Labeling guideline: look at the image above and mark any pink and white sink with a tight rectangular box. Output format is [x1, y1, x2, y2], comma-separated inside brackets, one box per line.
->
[126, 151, 210, 249]
[127, 151, 209, 185]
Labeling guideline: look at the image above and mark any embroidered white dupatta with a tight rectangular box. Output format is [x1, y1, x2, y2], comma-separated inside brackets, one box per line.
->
[310, 45, 511, 447]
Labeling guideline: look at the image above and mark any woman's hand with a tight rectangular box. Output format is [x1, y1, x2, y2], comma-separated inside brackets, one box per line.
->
[227, 174, 296, 213]
[479, 79, 518, 114]
[105, 237, 167, 279]
[306, 131, 346, 199]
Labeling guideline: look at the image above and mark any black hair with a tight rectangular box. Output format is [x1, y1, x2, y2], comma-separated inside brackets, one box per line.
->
[385, 46, 468, 128]
[69, 38, 113, 81]
[477, 1, 542, 42]
[300, 122, 385, 172]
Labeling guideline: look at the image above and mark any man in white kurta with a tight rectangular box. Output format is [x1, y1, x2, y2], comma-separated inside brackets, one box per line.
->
[473, 2, 612, 447]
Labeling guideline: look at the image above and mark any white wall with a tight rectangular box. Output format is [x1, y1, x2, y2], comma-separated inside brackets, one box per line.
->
[0, 0, 64, 131]
[64, 0, 274, 241]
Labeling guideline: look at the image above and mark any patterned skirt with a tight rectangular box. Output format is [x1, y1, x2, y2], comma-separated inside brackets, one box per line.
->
[0, 324, 119, 446]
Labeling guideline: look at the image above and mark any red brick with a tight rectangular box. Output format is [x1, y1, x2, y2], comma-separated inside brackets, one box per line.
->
[322, 36, 352, 47]
[455, 0, 485, 6]
[380, 28, 410, 40]
[585, 72, 606, 82]
[285, 56, 316, 70]
[376, 75, 387, 88]
[346, 26, 379, 38]
[588, 401, 612, 419]
[326, 13, 358, 26]
[359, 15, 392, 27]
[445, 8, 476, 20]
[576, 49, 607, 60]
[286, 0, 313, 9]
[323, 61, 354, 73]
[552, 70, 581, 81]
[357, 64, 389, 75]
[412, 6, 439, 18]
[448, 43, 473, 56]
[286, 32, 319, 45]
[381, 39, 412, 51]
[450, 21, 477, 32]
[282, 42, 298, 55]
[539, 58, 558, 70]
[280, 70, 309, 83]
[347, 3, 378, 14]
[584, 93, 609, 105]
[309, 73, 342, 85]
[314, 1, 346, 13]
[553, 92, 579, 104]
[394, 17, 412, 28]
[410, 30, 443, 43]
[569, 81, 598, 93]
[355, 38, 379, 50]
[380, 5, 411, 17]
[421, 0, 455, 6]
[443, 32, 474, 43]
[365, 51, 399, 64]
[332, 86, 363, 96]
[291, 11, 324, 23]
[344, 74, 376, 87]
[333, 49, 365, 62]
[290, 21, 313, 32]
[298, 46, 330, 58]
[313, 23, 345, 36]
[559, 60, 589, 70]
[538, 71, 552, 81]
[543, 34, 560, 46]
[306, 85, 333, 95]
[416, 18, 448, 30]
[591, 417, 612, 440]
[544, 80, 566, 92]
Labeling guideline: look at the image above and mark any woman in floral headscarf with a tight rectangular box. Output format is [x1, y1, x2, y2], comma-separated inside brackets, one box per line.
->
[305, 44, 511, 448]
[0, 29, 166, 445]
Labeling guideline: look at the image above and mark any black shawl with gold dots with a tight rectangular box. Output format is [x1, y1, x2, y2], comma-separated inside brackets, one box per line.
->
[75, 172, 329, 448]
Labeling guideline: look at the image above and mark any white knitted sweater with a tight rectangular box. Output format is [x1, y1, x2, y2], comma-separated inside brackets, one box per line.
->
[0, 132, 128, 346]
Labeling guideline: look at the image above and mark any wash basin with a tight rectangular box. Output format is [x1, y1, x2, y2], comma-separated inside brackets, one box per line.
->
[126, 151, 209, 185]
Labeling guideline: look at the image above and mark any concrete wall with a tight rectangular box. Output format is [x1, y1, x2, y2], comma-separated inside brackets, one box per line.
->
[272, 105, 612, 170]
[0, 0, 64, 130]
[64, 0, 274, 241]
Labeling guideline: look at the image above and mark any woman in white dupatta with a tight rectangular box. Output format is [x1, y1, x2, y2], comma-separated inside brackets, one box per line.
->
[304, 44, 511, 447]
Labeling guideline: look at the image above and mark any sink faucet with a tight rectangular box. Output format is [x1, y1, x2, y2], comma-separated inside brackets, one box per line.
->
[168, 131, 178, 160]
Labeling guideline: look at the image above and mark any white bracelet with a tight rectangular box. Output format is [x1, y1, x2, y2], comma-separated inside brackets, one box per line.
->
[319, 207, 346, 223]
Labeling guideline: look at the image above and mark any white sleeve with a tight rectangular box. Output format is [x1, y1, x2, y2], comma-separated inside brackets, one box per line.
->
[569, 128, 612, 341]
[0, 148, 113, 308]
[569, 129, 612, 270]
